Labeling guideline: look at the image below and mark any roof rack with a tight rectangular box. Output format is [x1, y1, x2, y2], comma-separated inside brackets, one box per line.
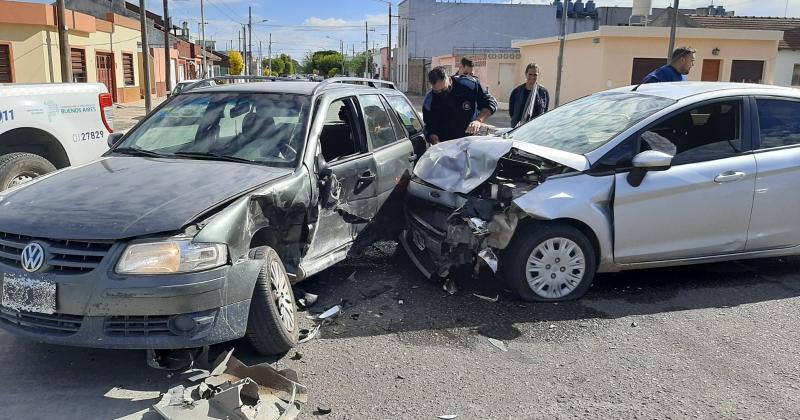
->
[311, 77, 396, 96]
[182, 75, 299, 93]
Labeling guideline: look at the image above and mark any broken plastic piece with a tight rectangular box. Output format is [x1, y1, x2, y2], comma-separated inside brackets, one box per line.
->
[438, 415, 459, 419]
[442, 279, 458, 295]
[487, 338, 508, 352]
[472, 293, 499, 303]
[297, 291, 318, 309]
[478, 248, 499, 273]
[465, 217, 489, 235]
[317, 305, 341, 320]
[298, 325, 321, 344]
[147, 347, 208, 371]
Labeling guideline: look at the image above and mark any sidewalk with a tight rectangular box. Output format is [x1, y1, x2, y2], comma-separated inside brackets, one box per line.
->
[113, 96, 167, 132]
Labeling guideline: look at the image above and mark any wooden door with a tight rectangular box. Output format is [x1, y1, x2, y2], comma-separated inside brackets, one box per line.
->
[701, 59, 721, 81]
[631, 58, 667, 84]
[96, 53, 117, 102]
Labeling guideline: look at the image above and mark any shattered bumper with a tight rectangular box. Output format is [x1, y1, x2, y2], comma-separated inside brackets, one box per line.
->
[401, 179, 508, 278]
[0, 245, 260, 349]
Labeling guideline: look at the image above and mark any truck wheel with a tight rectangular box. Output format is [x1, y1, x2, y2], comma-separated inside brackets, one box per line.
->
[245, 247, 298, 355]
[501, 222, 597, 302]
[0, 153, 56, 190]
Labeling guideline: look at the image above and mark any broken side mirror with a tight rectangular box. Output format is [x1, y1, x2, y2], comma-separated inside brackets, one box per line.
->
[107, 132, 124, 148]
[317, 154, 331, 179]
[627, 150, 673, 187]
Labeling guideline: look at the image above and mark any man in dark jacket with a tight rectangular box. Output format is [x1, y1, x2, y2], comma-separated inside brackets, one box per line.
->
[422, 66, 497, 144]
[642, 47, 695, 84]
[509, 63, 550, 127]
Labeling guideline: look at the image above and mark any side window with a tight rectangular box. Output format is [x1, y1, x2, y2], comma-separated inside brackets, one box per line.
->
[381, 95, 408, 142]
[756, 99, 800, 149]
[386, 95, 423, 136]
[640, 100, 742, 165]
[360, 95, 397, 149]
[319, 98, 362, 162]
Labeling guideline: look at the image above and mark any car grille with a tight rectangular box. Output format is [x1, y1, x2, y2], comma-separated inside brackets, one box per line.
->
[104, 315, 172, 337]
[0, 307, 83, 336]
[0, 231, 113, 274]
[406, 195, 452, 235]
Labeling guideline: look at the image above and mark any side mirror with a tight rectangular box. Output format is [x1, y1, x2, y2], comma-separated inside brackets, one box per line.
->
[627, 150, 673, 187]
[317, 154, 331, 178]
[107, 132, 124, 148]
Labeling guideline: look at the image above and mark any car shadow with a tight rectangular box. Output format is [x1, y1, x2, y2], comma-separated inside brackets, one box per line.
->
[288, 241, 800, 343]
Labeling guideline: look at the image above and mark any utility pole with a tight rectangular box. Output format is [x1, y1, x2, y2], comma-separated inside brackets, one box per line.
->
[56, 0, 71, 82]
[258, 40, 262, 75]
[554, 0, 567, 107]
[268, 33, 272, 76]
[340, 40, 344, 76]
[666, 0, 680, 62]
[138, 0, 152, 111]
[248, 7, 252, 75]
[163, 0, 171, 92]
[200, 0, 205, 78]
[388, 3, 391, 82]
[365, 21, 369, 78]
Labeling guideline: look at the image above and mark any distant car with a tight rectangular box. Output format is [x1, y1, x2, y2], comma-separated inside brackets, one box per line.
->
[0, 77, 425, 356]
[170, 79, 217, 96]
[0, 83, 113, 190]
[402, 82, 800, 302]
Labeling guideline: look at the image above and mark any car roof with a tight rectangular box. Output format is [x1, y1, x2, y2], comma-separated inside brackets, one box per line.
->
[187, 80, 399, 96]
[605, 82, 799, 101]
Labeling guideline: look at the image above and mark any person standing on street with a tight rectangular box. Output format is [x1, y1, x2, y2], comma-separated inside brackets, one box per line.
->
[642, 47, 696, 84]
[509, 63, 550, 127]
[423, 67, 497, 144]
[456, 57, 474, 77]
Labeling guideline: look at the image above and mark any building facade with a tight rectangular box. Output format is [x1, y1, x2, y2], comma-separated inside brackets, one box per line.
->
[512, 26, 782, 104]
[0, 0, 143, 103]
[396, 0, 597, 92]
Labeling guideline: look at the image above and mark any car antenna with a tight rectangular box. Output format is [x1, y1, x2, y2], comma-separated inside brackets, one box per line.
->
[631, 75, 648, 92]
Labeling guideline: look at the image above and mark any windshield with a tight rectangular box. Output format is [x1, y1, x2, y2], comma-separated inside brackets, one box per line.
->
[117, 92, 310, 167]
[507, 93, 675, 155]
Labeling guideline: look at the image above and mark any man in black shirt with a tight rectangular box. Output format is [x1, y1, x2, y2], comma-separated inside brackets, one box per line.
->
[509, 63, 550, 127]
[422, 67, 497, 144]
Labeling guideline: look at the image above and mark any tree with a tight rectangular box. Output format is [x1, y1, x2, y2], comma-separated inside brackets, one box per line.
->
[278, 54, 294, 75]
[347, 52, 369, 76]
[327, 67, 340, 78]
[229, 51, 244, 75]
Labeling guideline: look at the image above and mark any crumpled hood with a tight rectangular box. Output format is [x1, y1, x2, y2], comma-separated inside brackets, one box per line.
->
[0, 157, 291, 240]
[413, 136, 588, 193]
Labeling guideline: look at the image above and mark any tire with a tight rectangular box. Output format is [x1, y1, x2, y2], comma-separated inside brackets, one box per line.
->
[500, 222, 597, 302]
[245, 247, 298, 355]
[0, 153, 57, 190]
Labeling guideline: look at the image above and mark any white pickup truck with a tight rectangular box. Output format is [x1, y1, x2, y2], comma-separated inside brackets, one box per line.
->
[0, 83, 113, 189]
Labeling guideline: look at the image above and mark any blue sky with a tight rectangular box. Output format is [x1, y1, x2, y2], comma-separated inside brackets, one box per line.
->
[25, 0, 800, 59]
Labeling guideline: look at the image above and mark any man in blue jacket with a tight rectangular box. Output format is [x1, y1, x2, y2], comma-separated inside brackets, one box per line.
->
[422, 67, 497, 144]
[643, 47, 696, 84]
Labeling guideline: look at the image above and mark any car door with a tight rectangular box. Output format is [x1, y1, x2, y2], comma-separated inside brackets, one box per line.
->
[360, 94, 415, 200]
[613, 97, 757, 263]
[303, 96, 379, 261]
[745, 96, 800, 250]
[385, 94, 427, 161]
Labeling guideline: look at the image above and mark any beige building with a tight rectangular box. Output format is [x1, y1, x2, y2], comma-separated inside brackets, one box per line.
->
[511, 26, 784, 104]
[0, 0, 143, 103]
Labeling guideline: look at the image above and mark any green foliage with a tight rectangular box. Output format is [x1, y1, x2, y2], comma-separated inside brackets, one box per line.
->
[327, 67, 340, 78]
[229, 51, 244, 75]
[301, 50, 344, 76]
[347, 52, 369, 76]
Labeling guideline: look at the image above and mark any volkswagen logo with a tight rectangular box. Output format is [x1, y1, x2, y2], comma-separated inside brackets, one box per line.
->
[20, 242, 45, 273]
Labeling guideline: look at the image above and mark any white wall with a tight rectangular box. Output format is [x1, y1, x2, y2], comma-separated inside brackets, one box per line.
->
[775, 50, 800, 87]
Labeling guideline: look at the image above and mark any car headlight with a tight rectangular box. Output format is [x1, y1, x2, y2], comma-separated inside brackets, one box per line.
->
[116, 240, 228, 274]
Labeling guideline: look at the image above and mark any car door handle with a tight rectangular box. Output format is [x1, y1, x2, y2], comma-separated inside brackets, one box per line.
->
[359, 170, 376, 181]
[714, 171, 746, 183]
[408, 153, 417, 162]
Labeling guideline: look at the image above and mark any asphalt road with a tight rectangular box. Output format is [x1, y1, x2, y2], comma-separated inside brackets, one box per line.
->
[2, 243, 799, 419]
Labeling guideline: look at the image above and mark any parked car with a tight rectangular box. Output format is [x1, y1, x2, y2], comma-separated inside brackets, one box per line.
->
[402, 82, 800, 302]
[0, 78, 425, 355]
[0, 83, 113, 189]
[170, 79, 217, 96]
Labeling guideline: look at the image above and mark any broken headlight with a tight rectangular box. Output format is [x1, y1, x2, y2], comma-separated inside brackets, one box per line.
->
[116, 240, 228, 274]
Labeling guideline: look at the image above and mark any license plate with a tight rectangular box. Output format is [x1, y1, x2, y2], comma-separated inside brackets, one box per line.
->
[1, 274, 56, 314]
[412, 229, 426, 251]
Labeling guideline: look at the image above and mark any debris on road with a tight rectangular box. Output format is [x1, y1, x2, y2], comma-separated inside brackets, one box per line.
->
[290, 352, 303, 361]
[295, 290, 319, 309]
[153, 349, 307, 420]
[146, 347, 208, 371]
[473, 293, 499, 303]
[549, 324, 557, 330]
[443, 279, 458, 295]
[104, 386, 162, 402]
[631, 322, 638, 328]
[347, 271, 357, 282]
[398, 299, 404, 305]
[316, 406, 332, 415]
[438, 415, 459, 419]
[350, 313, 360, 320]
[298, 325, 321, 344]
[360, 284, 393, 299]
[487, 338, 508, 352]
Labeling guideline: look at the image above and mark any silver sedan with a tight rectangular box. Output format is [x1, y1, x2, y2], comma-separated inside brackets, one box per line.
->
[403, 82, 800, 301]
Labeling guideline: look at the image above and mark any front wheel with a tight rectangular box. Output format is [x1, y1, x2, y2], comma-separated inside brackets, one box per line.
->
[501, 223, 597, 302]
[245, 247, 298, 355]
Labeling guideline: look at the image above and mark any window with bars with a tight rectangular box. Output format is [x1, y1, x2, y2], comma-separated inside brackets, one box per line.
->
[71, 48, 87, 83]
[0, 44, 11, 83]
[122, 53, 135, 86]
